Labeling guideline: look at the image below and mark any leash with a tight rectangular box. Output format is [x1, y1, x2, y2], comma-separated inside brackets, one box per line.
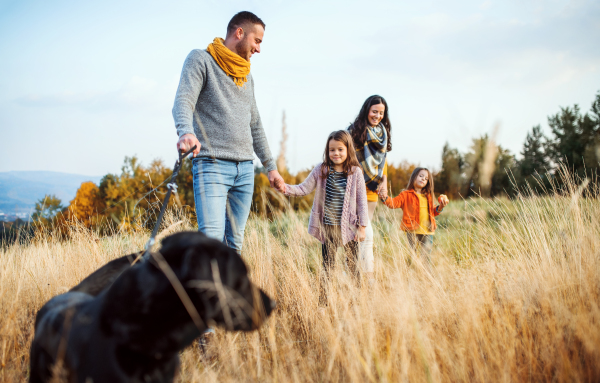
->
[142, 145, 197, 261]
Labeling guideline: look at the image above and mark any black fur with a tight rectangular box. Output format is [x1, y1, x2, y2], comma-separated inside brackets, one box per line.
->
[29, 231, 275, 383]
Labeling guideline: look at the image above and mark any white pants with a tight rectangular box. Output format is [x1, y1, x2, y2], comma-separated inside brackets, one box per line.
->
[359, 201, 377, 273]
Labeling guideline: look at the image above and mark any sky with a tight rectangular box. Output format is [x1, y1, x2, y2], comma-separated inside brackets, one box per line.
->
[0, 0, 598, 176]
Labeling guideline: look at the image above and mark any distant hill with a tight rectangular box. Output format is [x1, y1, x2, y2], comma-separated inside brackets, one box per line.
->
[0, 171, 102, 214]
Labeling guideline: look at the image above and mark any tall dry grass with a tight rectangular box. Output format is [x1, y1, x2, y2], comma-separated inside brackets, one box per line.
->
[0, 174, 599, 382]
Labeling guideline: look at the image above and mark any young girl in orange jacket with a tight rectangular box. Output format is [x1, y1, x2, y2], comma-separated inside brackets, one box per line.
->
[378, 167, 449, 264]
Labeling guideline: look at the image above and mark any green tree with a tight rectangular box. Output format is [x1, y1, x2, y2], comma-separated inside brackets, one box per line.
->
[435, 143, 464, 199]
[463, 135, 515, 198]
[32, 194, 64, 224]
[463, 135, 488, 197]
[519, 125, 548, 177]
[583, 91, 600, 173]
[491, 147, 516, 197]
[516, 125, 551, 193]
[546, 94, 600, 178]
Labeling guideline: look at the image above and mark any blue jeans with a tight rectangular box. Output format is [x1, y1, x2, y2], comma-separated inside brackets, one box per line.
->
[192, 158, 254, 252]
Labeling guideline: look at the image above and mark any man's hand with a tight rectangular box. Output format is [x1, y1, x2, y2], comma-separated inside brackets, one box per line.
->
[268, 170, 285, 193]
[177, 134, 201, 157]
[356, 226, 366, 242]
[438, 194, 449, 208]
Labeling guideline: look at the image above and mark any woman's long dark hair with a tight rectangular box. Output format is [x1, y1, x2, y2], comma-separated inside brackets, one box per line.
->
[349, 95, 392, 152]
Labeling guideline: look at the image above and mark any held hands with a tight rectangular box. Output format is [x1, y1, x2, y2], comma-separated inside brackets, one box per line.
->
[268, 170, 286, 193]
[177, 134, 201, 157]
[376, 175, 387, 196]
[438, 194, 449, 208]
[378, 185, 389, 201]
[356, 226, 366, 242]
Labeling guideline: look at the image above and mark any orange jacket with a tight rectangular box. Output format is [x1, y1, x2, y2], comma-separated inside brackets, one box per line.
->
[382, 189, 442, 232]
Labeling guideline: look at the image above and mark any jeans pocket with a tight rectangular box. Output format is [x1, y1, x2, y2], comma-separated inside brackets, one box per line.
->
[194, 157, 216, 165]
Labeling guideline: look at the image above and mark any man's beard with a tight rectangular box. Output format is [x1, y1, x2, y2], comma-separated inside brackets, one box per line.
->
[235, 39, 251, 61]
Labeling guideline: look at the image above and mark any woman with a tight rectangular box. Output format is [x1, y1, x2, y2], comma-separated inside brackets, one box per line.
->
[348, 95, 392, 282]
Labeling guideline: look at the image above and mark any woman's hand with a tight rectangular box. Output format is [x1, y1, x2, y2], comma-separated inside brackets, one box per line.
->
[438, 194, 449, 208]
[378, 185, 388, 201]
[376, 175, 387, 195]
[356, 226, 366, 242]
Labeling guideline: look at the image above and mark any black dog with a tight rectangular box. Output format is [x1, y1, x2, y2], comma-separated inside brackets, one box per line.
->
[29, 231, 275, 383]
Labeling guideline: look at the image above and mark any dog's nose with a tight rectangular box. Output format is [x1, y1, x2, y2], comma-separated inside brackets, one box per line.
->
[270, 299, 277, 311]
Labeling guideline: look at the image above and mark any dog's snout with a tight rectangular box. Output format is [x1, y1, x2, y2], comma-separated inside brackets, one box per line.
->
[270, 299, 277, 311]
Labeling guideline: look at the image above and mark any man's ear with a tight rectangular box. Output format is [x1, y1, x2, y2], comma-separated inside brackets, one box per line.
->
[235, 26, 245, 40]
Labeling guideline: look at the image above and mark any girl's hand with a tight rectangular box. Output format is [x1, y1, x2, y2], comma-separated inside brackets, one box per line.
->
[438, 194, 449, 208]
[378, 186, 388, 201]
[376, 175, 387, 195]
[356, 226, 366, 242]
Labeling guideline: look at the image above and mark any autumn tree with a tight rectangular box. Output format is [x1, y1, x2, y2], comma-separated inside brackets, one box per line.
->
[96, 156, 195, 229]
[68, 182, 104, 228]
[387, 161, 417, 194]
[252, 169, 271, 216]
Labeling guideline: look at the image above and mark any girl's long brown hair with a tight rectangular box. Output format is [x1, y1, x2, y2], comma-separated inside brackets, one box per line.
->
[406, 167, 435, 197]
[321, 130, 360, 178]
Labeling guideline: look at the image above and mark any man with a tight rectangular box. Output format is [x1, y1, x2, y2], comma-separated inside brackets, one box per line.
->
[173, 11, 284, 252]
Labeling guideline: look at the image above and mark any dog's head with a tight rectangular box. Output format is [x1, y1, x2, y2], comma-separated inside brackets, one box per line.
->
[157, 231, 275, 331]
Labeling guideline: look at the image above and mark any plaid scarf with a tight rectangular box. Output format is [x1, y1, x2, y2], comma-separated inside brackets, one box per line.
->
[352, 124, 387, 192]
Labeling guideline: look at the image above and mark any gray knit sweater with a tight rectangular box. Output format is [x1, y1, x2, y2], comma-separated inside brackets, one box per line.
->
[172, 49, 276, 171]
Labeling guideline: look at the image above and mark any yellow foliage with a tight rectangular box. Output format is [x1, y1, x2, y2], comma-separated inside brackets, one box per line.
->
[68, 182, 104, 228]
[387, 161, 417, 194]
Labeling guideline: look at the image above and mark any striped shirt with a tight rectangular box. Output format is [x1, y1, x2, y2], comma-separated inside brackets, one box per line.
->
[323, 170, 348, 225]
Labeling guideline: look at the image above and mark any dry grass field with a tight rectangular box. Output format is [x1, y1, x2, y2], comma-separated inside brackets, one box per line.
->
[1, 176, 599, 382]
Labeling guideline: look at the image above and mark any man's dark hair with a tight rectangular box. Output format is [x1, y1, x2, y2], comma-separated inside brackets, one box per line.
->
[227, 11, 265, 37]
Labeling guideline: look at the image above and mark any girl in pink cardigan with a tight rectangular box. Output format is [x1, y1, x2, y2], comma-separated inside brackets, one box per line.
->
[280, 130, 369, 292]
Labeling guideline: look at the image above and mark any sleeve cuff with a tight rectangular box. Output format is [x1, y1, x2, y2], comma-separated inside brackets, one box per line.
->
[177, 129, 195, 138]
[263, 159, 277, 173]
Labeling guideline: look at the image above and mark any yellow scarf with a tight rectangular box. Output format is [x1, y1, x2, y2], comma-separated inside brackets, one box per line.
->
[206, 37, 251, 88]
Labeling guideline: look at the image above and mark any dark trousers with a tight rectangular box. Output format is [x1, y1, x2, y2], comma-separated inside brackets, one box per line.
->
[406, 232, 433, 267]
[321, 225, 360, 278]
[320, 225, 359, 304]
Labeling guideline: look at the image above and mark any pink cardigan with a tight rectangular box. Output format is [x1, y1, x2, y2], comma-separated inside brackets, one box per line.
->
[284, 163, 368, 245]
